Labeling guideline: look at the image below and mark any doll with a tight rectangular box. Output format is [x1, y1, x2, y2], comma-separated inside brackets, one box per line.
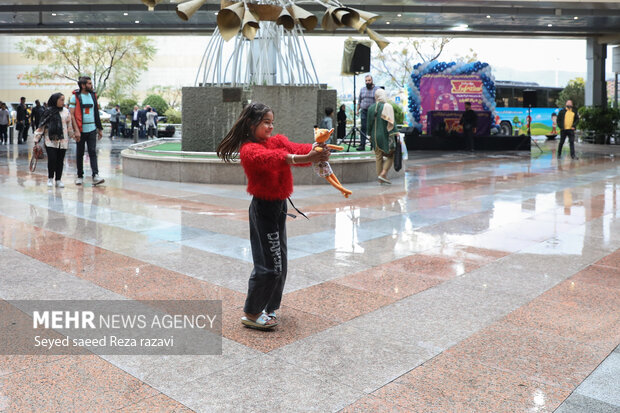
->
[313, 128, 352, 198]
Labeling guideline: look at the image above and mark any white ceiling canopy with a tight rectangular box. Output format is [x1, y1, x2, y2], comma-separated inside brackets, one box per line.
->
[0, 0, 619, 43]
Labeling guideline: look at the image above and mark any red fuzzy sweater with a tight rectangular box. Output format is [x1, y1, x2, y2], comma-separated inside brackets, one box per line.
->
[240, 134, 313, 201]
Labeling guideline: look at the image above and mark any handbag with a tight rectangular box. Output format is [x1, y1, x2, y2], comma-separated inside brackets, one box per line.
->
[393, 135, 402, 172]
[30, 143, 44, 172]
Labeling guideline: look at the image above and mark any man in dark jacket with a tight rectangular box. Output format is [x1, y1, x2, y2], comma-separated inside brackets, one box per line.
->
[459, 102, 478, 152]
[31, 99, 45, 131]
[138, 106, 148, 140]
[556, 100, 579, 160]
[69, 76, 104, 186]
[16, 97, 29, 144]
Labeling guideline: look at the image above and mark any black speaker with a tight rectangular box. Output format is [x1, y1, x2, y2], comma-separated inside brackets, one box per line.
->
[350, 43, 371, 73]
[523, 90, 537, 107]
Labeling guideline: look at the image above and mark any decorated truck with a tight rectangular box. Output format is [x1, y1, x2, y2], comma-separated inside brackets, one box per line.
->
[408, 62, 562, 137]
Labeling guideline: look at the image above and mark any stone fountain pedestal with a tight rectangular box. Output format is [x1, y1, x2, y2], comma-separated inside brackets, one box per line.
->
[182, 84, 337, 152]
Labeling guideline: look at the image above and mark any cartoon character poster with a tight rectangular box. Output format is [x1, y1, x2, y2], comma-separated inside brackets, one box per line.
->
[495, 107, 560, 136]
[419, 74, 484, 131]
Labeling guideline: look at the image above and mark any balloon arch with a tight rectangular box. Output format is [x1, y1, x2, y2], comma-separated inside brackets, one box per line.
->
[407, 61, 497, 132]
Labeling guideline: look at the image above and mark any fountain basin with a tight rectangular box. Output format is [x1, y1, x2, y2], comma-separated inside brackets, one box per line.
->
[121, 139, 404, 184]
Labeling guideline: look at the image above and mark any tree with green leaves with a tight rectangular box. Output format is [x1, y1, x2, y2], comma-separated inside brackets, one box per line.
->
[17, 36, 156, 98]
[148, 85, 182, 109]
[390, 102, 404, 125]
[119, 98, 138, 116]
[556, 77, 585, 109]
[372, 38, 478, 90]
[142, 95, 168, 115]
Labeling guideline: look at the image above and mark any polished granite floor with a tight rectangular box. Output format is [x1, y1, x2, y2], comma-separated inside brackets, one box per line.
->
[1, 137, 619, 412]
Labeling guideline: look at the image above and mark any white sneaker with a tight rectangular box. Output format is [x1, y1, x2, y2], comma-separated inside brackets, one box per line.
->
[75, 177, 83, 185]
[55, 180, 64, 188]
[92, 175, 105, 185]
[47, 178, 53, 187]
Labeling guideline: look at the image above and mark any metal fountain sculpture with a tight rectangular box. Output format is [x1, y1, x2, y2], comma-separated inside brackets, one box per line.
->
[141, 0, 389, 87]
[122, 1, 398, 185]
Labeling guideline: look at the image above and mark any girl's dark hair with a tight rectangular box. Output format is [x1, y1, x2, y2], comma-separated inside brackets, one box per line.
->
[47, 93, 64, 108]
[216, 102, 273, 163]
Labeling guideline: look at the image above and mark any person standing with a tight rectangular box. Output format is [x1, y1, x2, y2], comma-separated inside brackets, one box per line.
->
[556, 100, 580, 160]
[320, 107, 334, 130]
[33, 93, 75, 188]
[138, 105, 148, 140]
[145, 107, 158, 140]
[216, 102, 329, 330]
[337, 104, 347, 144]
[356, 74, 378, 151]
[31, 100, 45, 132]
[131, 105, 140, 139]
[0, 102, 10, 145]
[319, 107, 334, 143]
[367, 89, 398, 184]
[69, 76, 104, 186]
[118, 111, 127, 138]
[459, 102, 478, 152]
[16, 97, 29, 144]
[109, 105, 120, 139]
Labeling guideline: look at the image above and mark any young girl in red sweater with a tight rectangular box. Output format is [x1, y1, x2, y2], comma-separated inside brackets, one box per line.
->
[217, 102, 330, 330]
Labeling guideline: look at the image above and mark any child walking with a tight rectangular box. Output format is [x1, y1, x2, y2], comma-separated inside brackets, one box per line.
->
[217, 102, 329, 330]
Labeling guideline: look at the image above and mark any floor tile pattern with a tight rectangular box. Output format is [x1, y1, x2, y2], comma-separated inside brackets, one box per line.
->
[1, 140, 619, 412]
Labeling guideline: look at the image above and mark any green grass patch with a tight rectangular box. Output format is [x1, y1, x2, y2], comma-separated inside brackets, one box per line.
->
[150, 142, 182, 151]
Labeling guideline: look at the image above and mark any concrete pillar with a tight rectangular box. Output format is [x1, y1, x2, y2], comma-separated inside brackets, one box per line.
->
[585, 38, 607, 107]
[613, 46, 620, 109]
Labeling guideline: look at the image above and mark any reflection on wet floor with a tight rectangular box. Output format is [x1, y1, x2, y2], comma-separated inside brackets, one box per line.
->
[0, 138, 619, 412]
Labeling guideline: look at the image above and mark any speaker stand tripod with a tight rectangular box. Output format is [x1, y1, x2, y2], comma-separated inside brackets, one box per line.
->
[517, 105, 543, 155]
[342, 73, 368, 152]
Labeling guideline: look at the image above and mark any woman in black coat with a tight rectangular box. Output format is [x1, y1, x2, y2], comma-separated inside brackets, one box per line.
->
[336, 104, 347, 143]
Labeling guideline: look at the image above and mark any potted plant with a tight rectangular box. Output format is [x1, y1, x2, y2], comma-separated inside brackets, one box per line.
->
[578, 106, 620, 144]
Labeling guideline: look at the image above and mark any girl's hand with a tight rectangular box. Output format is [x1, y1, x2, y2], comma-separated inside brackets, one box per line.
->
[306, 148, 330, 163]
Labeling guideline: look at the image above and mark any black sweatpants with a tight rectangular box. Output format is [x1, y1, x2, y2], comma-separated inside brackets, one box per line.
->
[110, 121, 119, 137]
[76, 130, 99, 178]
[558, 129, 576, 158]
[0, 125, 7, 143]
[464, 126, 475, 151]
[244, 197, 288, 315]
[45, 145, 67, 180]
[19, 125, 29, 143]
[131, 120, 139, 138]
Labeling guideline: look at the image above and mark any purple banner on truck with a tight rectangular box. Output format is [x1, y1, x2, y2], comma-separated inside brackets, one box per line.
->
[420, 74, 484, 132]
[427, 111, 492, 136]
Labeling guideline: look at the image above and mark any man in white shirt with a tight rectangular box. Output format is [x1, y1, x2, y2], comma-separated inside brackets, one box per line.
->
[131, 105, 140, 139]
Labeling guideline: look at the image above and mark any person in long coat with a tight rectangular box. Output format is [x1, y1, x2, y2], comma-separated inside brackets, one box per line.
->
[367, 88, 398, 184]
[336, 104, 347, 143]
